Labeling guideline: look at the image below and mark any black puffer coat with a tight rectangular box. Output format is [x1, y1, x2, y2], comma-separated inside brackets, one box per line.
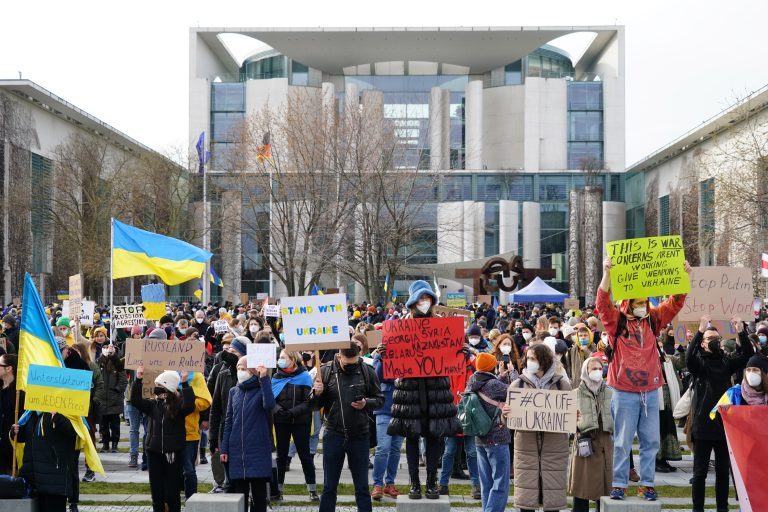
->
[387, 310, 462, 439]
[130, 379, 195, 453]
[17, 412, 76, 498]
[272, 365, 313, 425]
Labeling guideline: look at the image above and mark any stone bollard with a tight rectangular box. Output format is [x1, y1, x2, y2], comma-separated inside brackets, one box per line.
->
[599, 496, 663, 512]
[185, 493, 245, 512]
[395, 495, 451, 512]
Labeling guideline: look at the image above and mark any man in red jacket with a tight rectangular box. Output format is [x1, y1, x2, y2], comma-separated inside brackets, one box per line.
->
[597, 256, 691, 502]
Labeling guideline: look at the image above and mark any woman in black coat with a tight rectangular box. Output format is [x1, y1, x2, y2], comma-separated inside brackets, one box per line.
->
[387, 280, 462, 500]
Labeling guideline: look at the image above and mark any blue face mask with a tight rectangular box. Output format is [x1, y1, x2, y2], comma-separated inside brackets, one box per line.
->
[277, 359, 290, 369]
[279, 333, 285, 343]
[759, 335, 767, 345]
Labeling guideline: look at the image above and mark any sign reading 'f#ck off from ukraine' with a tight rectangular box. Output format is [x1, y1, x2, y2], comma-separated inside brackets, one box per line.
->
[281, 293, 350, 350]
[606, 235, 690, 300]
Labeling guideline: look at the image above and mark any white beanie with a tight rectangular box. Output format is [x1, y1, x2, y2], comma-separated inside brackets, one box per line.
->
[543, 336, 558, 355]
[154, 371, 181, 393]
[219, 307, 227, 315]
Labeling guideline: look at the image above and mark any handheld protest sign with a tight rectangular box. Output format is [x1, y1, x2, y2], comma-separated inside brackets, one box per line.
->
[564, 298, 580, 310]
[25, 364, 92, 417]
[678, 267, 753, 321]
[213, 320, 229, 334]
[280, 293, 350, 351]
[124, 338, 206, 372]
[68, 274, 83, 319]
[141, 370, 162, 399]
[247, 343, 277, 368]
[433, 305, 473, 328]
[606, 235, 690, 300]
[113, 305, 147, 329]
[506, 386, 577, 433]
[381, 316, 465, 379]
[445, 293, 466, 307]
[264, 304, 281, 318]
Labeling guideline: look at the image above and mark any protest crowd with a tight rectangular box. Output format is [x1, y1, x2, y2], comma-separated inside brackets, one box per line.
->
[1, 247, 766, 512]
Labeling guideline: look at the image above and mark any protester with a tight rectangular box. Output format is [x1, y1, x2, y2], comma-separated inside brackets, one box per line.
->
[597, 256, 691, 501]
[512, 343, 570, 512]
[272, 349, 317, 501]
[123, 324, 147, 469]
[220, 357, 274, 512]
[687, 315, 753, 512]
[312, 341, 383, 512]
[88, 326, 109, 363]
[566, 325, 594, 390]
[68, 342, 104, 484]
[569, 357, 613, 512]
[97, 343, 126, 453]
[0, 353, 21, 475]
[388, 280, 462, 500]
[1, 315, 18, 353]
[371, 342, 403, 500]
[716, 354, 768, 409]
[130, 368, 195, 512]
[491, 333, 522, 378]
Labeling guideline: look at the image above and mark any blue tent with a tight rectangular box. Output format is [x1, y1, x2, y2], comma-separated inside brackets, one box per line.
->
[509, 277, 568, 303]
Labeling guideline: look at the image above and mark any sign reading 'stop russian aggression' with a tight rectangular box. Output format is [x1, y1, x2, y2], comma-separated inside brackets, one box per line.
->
[606, 235, 690, 300]
[381, 316, 465, 379]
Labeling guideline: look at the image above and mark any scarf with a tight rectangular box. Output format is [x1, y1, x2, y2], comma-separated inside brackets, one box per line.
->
[580, 357, 605, 395]
[272, 368, 313, 398]
[523, 362, 557, 389]
[741, 377, 768, 405]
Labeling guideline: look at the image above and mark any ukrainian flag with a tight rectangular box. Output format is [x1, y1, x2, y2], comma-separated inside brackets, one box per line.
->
[710, 385, 742, 419]
[141, 283, 166, 321]
[210, 267, 223, 288]
[194, 281, 203, 300]
[17, 273, 104, 474]
[112, 219, 212, 286]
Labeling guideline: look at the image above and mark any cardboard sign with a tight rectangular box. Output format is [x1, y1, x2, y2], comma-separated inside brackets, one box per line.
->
[264, 304, 280, 318]
[564, 298, 580, 310]
[678, 267, 754, 321]
[25, 364, 92, 416]
[61, 300, 70, 318]
[477, 295, 492, 305]
[69, 274, 83, 319]
[433, 305, 473, 328]
[124, 338, 206, 372]
[366, 330, 383, 350]
[140, 370, 161, 399]
[506, 387, 577, 433]
[79, 300, 96, 327]
[281, 293, 350, 350]
[446, 293, 466, 307]
[239, 293, 249, 305]
[256, 293, 269, 300]
[606, 235, 690, 300]
[113, 305, 147, 329]
[671, 318, 739, 343]
[213, 320, 229, 333]
[247, 343, 277, 368]
[381, 316, 465, 379]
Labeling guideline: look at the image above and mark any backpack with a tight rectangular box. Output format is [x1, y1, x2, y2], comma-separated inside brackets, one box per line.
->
[607, 312, 657, 363]
[457, 382, 501, 437]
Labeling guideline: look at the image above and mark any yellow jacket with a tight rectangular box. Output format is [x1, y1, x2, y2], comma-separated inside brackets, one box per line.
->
[185, 372, 212, 441]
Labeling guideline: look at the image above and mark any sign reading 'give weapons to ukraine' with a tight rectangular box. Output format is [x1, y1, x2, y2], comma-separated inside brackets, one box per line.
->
[280, 294, 350, 350]
[606, 235, 690, 300]
[25, 364, 92, 416]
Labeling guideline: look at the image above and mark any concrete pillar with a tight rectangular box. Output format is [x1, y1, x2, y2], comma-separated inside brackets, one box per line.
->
[463, 201, 483, 261]
[441, 89, 451, 169]
[568, 190, 583, 298]
[499, 200, 520, 303]
[220, 191, 242, 302]
[344, 82, 359, 116]
[465, 80, 483, 170]
[430, 87, 451, 170]
[603, 201, 627, 259]
[522, 202, 540, 268]
[322, 82, 336, 126]
[583, 187, 603, 304]
[437, 201, 464, 263]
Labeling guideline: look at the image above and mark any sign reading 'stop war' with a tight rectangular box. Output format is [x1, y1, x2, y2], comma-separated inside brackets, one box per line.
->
[678, 267, 753, 321]
[606, 235, 690, 300]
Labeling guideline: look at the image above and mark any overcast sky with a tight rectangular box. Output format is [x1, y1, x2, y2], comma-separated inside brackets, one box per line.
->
[2, 0, 766, 167]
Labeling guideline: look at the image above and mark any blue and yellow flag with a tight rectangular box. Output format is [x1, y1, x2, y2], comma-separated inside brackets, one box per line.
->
[383, 274, 389, 293]
[194, 281, 203, 300]
[17, 273, 104, 474]
[112, 219, 212, 286]
[310, 284, 323, 296]
[141, 283, 166, 321]
[210, 267, 223, 288]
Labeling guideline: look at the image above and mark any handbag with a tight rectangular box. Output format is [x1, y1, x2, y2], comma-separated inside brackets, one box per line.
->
[673, 384, 692, 419]
[576, 435, 594, 458]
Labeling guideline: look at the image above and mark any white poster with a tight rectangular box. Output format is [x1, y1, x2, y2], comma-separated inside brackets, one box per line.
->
[213, 320, 230, 333]
[79, 300, 96, 327]
[281, 293, 350, 349]
[264, 304, 281, 318]
[247, 343, 277, 368]
[113, 305, 147, 329]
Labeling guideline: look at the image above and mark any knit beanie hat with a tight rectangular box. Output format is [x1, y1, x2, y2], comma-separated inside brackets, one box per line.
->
[130, 324, 143, 336]
[757, 325, 768, 337]
[56, 316, 71, 327]
[147, 327, 167, 340]
[92, 326, 108, 338]
[467, 324, 482, 338]
[2, 314, 14, 327]
[159, 314, 174, 326]
[154, 371, 181, 393]
[747, 354, 768, 374]
[475, 352, 497, 373]
[230, 336, 249, 356]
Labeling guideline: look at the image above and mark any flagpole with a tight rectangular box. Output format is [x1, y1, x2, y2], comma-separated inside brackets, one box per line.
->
[202, 136, 210, 306]
[11, 389, 19, 477]
[110, 218, 115, 342]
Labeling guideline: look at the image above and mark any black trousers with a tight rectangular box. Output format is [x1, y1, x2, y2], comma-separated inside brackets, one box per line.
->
[405, 436, 441, 479]
[37, 494, 66, 512]
[230, 477, 269, 512]
[275, 422, 315, 486]
[573, 496, 601, 512]
[147, 450, 183, 512]
[100, 414, 120, 446]
[692, 438, 730, 512]
[69, 450, 81, 504]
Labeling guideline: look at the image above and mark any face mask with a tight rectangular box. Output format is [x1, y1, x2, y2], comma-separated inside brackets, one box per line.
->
[237, 370, 252, 383]
[279, 333, 285, 343]
[548, 328, 558, 337]
[195, 317, 204, 324]
[222, 351, 239, 366]
[500, 344, 512, 355]
[588, 369, 603, 382]
[249, 325, 259, 334]
[153, 386, 167, 397]
[277, 359, 290, 369]
[469, 337, 481, 346]
[708, 338, 722, 354]
[578, 338, 589, 346]
[527, 360, 540, 374]
[416, 300, 431, 314]
[632, 307, 647, 318]
[164, 326, 175, 338]
[759, 335, 767, 345]
[747, 372, 762, 387]
[522, 332, 532, 341]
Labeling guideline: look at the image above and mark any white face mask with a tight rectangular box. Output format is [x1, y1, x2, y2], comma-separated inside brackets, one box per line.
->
[196, 317, 204, 323]
[416, 300, 431, 314]
[548, 328, 558, 337]
[522, 332, 532, 341]
[500, 344, 512, 355]
[469, 337, 481, 346]
[632, 307, 647, 318]
[249, 325, 259, 334]
[746, 372, 762, 388]
[527, 360, 540, 374]
[588, 369, 603, 382]
[237, 370, 252, 384]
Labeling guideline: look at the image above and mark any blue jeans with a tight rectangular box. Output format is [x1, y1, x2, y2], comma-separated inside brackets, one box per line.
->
[372, 414, 403, 487]
[319, 431, 371, 512]
[440, 436, 479, 486]
[611, 388, 660, 488]
[125, 402, 147, 458]
[289, 410, 321, 457]
[477, 443, 510, 512]
[183, 440, 199, 499]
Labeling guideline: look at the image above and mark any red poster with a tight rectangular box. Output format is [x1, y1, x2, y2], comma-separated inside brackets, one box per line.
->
[721, 405, 768, 512]
[382, 316, 466, 379]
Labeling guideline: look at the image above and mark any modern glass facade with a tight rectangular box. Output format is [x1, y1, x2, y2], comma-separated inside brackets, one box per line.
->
[210, 83, 245, 168]
[624, 171, 645, 239]
[567, 82, 604, 169]
[31, 153, 53, 274]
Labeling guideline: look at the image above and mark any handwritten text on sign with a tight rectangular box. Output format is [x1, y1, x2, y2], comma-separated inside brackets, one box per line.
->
[678, 267, 753, 321]
[506, 387, 577, 433]
[382, 316, 465, 379]
[124, 339, 206, 372]
[247, 343, 277, 368]
[606, 235, 690, 300]
[113, 305, 147, 329]
[281, 293, 349, 347]
[26, 364, 92, 416]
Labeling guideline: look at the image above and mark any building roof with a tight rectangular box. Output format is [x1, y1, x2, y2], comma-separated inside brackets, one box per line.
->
[0, 80, 155, 155]
[628, 82, 768, 173]
[194, 26, 621, 76]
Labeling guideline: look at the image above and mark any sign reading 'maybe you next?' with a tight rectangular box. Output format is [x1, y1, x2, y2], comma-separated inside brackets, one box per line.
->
[281, 293, 350, 350]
